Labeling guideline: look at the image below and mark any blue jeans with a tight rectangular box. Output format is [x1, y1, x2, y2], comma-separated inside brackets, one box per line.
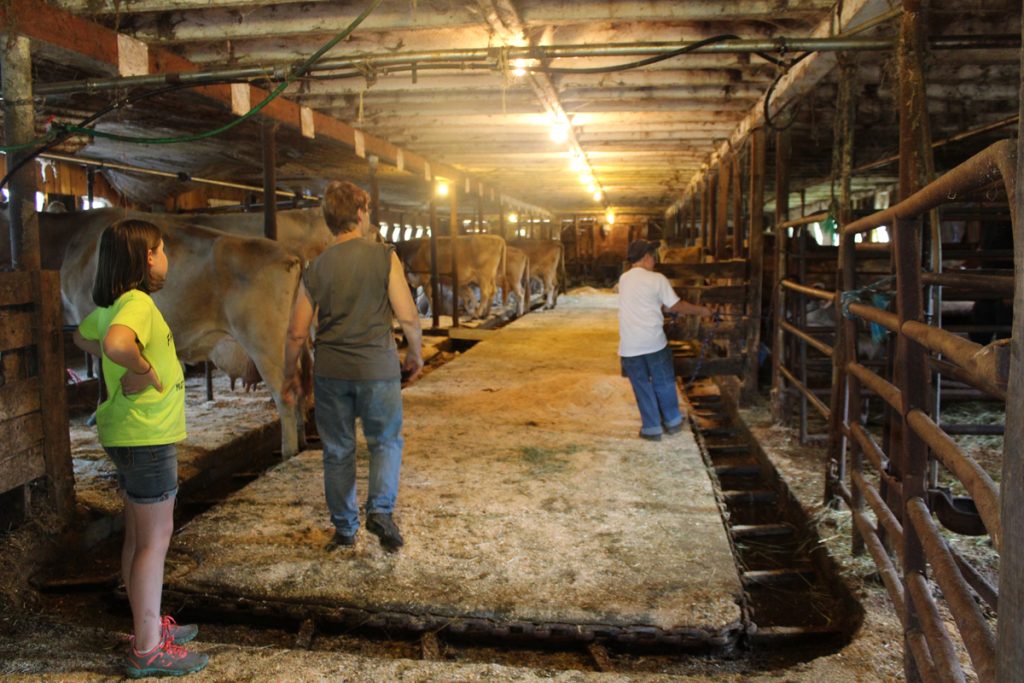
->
[314, 375, 404, 536]
[620, 346, 683, 437]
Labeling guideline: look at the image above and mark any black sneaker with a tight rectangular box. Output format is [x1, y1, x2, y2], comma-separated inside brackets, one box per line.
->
[665, 422, 684, 436]
[639, 431, 662, 441]
[324, 530, 356, 551]
[366, 513, 404, 552]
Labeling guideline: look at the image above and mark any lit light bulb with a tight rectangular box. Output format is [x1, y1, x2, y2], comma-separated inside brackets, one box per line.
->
[586, 183, 596, 194]
[605, 209, 616, 225]
[550, 125, 569, 144]
[512, 59, 528, 77]
[592, 190, 603, 202]
[435, 181, 449, 197]
[569, 155, 584, 173]
[508, 212, 518, 224]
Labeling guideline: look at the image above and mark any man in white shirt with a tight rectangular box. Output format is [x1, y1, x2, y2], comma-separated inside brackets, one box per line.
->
[618, 239, 711, 441]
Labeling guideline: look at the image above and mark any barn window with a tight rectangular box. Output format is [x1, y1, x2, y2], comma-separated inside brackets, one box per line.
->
[81, 196, 112, 210]
[378, 222, 389, 239]
[404, 226, 413, 241]
[415, 226, 424, 239]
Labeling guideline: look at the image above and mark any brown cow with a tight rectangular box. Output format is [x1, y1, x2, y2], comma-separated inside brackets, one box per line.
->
[657, 241, 703, 265]
[54, 209, 307, 458]
[396, 235, 507, 319]
[503, 245, 529, 318]
[508, 238, 563, 309]
[169, 207, 334, 262]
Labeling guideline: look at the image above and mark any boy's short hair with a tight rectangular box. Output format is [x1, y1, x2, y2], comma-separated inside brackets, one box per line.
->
[322, 181, 370, 235]
[92, 219, 164, 308]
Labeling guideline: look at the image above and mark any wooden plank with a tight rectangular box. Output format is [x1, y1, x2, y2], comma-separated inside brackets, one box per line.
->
[37, 271, 75, 521]
[0, 376, 41, 420]
[0, 310, 35, 351]
[0, 412, 43, 459]
[673, 356, 745, 378]
[0, 271, 34, 306]
[0, 445, 45, 494]
[657, 261, 748, 278]
[672, 285, 747, 304]
[448, 327, 494, 342]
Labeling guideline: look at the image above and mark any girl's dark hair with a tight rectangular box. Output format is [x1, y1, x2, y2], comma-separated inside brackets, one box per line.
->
[91, 219, 164, 308]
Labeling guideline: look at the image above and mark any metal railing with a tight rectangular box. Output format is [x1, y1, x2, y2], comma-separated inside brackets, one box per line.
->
[824, 140, 1016, 682]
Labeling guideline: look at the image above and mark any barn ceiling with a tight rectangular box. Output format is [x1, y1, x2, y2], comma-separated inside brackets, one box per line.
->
[7, 0, 1023, 218]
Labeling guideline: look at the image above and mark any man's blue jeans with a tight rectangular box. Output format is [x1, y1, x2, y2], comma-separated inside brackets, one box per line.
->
[620, 346, 683, 437]
[314, 375, 403, 536]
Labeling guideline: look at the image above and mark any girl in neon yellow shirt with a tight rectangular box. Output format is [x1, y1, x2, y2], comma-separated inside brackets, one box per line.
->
[73, 219, 207, 678]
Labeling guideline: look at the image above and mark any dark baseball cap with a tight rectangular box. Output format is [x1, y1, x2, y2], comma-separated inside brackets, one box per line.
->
[627, 239, 657, 263]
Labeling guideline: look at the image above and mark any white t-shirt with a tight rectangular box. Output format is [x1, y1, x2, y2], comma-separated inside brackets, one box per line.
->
[617, 266, 680, 357]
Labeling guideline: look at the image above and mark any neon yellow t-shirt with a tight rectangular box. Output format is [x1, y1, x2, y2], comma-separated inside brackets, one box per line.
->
[78, 290, 187, 447]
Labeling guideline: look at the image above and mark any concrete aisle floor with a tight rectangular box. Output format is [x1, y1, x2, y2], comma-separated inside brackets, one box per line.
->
[164, 290, 743, 639]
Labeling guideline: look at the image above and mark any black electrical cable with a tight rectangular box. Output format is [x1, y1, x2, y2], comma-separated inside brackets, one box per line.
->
[540, 35, 788, 74]
[763, 52, 811, 132]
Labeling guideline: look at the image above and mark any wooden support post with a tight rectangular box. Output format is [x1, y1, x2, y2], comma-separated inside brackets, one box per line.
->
[700, 180, 710, 252]
[204, 361, 214, 401]
[742, 129, 766, 403]
[261, 122, 278, 241]
[428, 201, 440, 330]
[573, 215, 580, 262]
[37, 269, 74, 523]
[476, 194, 483, 234]
[3, 34, 39, 271]
[770, 130, 791, 422]
[450, 183, 460, 328]
[998, 6, 1024, 679]
[498, 206, 506, 241]
[732, 155, 744, 258]
[368, 155, 380, 229]
[692, 192, 700, 245]
[897, 3, 928, 680]
[716, 160, 729, 261]
[826, 56, 858, 508]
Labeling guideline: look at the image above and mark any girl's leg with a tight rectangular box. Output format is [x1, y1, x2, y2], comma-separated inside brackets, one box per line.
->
[126, 496, 175, 653]
[121, 491, 137, 612]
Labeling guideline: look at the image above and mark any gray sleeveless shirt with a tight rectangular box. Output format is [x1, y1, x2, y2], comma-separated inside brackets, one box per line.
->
[302, 238, 400, 381]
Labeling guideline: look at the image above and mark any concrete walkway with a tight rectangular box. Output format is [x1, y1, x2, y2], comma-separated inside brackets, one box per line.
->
[164, 291, 742, 640]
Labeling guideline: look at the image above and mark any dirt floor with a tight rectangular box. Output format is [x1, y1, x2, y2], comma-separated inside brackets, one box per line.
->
[0, 289, 964, 681]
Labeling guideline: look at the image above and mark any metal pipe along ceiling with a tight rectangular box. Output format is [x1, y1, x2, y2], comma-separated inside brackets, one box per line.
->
[32, 35, 1019, 97]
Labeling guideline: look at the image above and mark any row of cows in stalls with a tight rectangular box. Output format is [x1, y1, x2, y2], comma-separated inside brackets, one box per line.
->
[24, 207, 565, 459]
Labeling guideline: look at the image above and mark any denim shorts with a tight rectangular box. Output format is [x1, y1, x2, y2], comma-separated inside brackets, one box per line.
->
[103, 444, 179, 504]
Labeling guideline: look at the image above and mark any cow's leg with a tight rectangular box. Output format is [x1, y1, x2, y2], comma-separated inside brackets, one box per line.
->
[477, 281, 495, 318]
[543, 276, 556, 309]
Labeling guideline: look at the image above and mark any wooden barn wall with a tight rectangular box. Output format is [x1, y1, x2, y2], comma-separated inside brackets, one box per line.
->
[0, 268, 74, 520]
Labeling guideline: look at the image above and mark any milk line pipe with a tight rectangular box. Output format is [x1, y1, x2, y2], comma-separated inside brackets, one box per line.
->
[30, 35, 1019, 98]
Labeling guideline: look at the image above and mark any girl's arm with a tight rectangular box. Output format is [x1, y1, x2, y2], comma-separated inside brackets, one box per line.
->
[103, 324, 163, 393]
[72, 329, 101, 357]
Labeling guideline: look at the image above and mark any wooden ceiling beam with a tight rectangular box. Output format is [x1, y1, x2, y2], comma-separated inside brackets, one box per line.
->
[3, 0, 541, 212]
